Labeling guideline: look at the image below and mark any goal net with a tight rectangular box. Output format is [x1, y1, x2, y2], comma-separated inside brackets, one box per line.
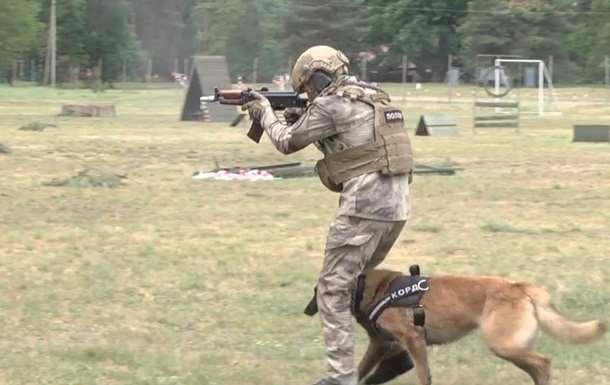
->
[493, 58, 561, 116]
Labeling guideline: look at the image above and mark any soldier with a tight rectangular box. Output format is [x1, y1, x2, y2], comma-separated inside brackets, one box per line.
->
[241, 45, 415, 385]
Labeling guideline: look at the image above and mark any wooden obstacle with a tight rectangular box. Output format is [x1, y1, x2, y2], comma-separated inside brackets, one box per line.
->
[473, 100, 519, 132]
[415, 114, 458, 136]
[572, 125, 610, 143]
[180, 55, 234, 122]
[60, 104, 116, 117]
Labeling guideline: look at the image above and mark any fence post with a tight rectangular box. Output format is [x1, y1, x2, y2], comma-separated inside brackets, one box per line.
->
[604, 55, 610, 100]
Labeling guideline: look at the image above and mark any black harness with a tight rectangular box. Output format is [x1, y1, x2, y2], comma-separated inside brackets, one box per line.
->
[304, 265, 428, 332]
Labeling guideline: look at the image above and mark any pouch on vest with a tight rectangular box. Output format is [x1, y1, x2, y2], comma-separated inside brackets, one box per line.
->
[316, 84, 414, 188]
[374, 104, 414, 177]
[315, 158, 343, 193]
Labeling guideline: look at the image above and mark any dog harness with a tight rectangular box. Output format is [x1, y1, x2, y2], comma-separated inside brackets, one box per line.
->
[304, 265, 428, 329]
[353, 264, 428, 329]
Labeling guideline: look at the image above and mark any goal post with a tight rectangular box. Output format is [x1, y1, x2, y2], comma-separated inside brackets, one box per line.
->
[493, 58, 560, 115]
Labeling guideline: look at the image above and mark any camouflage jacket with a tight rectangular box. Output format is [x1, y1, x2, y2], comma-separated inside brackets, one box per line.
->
[258, 77, 411, 222]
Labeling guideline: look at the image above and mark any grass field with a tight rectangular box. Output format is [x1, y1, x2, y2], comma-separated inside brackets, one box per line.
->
[0, 83, 609, 385]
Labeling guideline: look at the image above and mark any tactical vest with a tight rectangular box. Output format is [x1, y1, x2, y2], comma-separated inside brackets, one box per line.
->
[314, 82, 414, 192]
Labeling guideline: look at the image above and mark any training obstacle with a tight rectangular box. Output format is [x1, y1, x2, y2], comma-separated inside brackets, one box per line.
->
[415, 114, 458, 137]
[180, 55, 235, 122]
[473, 100, 520, 133]
[572, 125, 610, 143]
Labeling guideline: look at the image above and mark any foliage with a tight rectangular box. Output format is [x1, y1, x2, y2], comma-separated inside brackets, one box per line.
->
[0, 0, 43, 74]
[191, 0, 290, 81]
[42, 168, 126, 188]
[35, 0, 142, 84]
[84, 0, 142, 82]
[458, 0, 577, 81]
[364, 0, 470, 80]
[1, 0, 610, 84]
[130, 0, 197, 79]
[568, 0, 610, 82]
[283, 0, 371, 61]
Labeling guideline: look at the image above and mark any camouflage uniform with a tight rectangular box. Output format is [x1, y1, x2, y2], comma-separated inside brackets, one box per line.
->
[258, 76, 411, 385]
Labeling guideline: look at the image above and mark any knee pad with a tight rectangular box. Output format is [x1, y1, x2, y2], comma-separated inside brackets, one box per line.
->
[365, 351, 414, 385]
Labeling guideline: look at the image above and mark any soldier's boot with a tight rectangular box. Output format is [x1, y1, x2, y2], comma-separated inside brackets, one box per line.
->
[364, 351, 414, 385]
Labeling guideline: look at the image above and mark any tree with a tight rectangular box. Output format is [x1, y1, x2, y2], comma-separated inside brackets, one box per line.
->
[364, 0, 470, 81]
[456, 0, 522, 75]
[192, 0, 291, 82]
[568, 0, 610, 82]
[84, 0, 142, 82]
[36, 0, 89, 83]
[458, 0, 576, 82]
[130, 0, 197, 80]
[0, 0, 43, 84]
[282, 0, 371, 65]
[35, 0, 142, 83]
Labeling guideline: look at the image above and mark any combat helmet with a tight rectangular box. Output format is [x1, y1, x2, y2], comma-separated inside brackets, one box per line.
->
[291, 45, 350, 94]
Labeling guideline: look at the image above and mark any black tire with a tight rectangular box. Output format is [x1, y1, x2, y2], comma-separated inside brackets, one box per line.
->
[480, 65, 513, 98]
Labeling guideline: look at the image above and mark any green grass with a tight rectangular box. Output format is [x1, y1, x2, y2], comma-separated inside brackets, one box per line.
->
[0, 83, 609, 385]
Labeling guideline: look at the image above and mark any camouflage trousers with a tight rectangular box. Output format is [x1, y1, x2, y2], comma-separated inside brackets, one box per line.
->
[316, 215, 406, 385]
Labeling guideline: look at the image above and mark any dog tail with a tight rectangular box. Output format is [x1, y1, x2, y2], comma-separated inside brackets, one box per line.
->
[525, 284, 606, 345]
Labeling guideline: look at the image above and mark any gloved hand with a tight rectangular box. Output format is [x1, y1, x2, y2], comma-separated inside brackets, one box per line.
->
[283, 107, 306, 125]
[241, 91, 271, 121]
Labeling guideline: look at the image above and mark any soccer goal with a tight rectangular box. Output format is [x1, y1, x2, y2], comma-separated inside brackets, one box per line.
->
[493, 58, 561, 116]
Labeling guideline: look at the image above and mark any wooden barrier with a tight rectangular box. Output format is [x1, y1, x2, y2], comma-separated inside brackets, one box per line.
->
[572, 125, 610, 143]
[415, 114, 458, 136]
[473, 100, 520, 132]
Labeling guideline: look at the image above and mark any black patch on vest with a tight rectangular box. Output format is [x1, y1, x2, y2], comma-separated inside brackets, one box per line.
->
[384, 110, 404, 123]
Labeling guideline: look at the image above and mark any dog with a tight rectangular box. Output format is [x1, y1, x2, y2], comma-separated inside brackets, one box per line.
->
[304, 266, 606, 385]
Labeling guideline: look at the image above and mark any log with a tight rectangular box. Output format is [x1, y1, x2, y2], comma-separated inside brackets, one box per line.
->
[60, 104, 116, 117]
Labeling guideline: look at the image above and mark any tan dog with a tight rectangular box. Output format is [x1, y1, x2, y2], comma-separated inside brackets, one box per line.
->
[352, 268, 606, 385]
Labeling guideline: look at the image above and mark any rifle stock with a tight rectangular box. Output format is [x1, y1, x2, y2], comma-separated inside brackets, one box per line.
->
[200, 87, 308, 143]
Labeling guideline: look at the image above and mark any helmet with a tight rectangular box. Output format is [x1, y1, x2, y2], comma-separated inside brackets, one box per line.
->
[291, 45, 350, 93]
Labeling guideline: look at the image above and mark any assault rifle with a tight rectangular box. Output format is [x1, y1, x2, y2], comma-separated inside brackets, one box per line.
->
[200, 87, 309, 143]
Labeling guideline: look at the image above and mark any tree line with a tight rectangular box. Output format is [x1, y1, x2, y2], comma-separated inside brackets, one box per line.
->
[1, 0, 609, 85]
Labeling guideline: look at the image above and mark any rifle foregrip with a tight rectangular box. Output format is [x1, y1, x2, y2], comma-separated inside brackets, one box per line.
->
[218, 90, 244, 99]
[247, 121, 264, 143]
